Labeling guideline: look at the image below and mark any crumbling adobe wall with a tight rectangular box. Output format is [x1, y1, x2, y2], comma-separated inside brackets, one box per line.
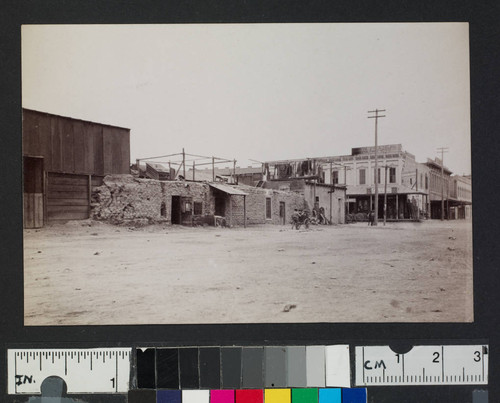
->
[91, 175, 211, 225]
[91, 175, 162, 225]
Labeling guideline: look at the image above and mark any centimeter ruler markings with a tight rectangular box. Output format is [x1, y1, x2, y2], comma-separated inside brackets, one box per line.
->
[355, 345, 488, 386]
[7, 348, 131, 394]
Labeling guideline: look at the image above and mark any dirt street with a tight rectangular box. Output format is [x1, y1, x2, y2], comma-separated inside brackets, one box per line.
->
[24, 220, 473, 325]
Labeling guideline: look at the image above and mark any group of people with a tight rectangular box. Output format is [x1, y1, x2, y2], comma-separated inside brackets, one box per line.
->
[291, 209, 310, 229]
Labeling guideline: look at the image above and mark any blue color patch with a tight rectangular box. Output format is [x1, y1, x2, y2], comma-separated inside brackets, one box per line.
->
[158, 389, 182, 403]
[318, 388, 341, 403]
[342, 388, 367, 403]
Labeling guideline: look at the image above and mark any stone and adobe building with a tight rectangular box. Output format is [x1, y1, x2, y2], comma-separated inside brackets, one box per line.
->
[91, 175, 306, 227]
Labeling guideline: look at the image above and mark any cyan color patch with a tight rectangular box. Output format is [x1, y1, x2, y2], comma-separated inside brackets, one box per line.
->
[318, 388, 341, 403]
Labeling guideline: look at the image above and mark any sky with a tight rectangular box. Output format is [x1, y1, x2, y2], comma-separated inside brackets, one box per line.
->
[22, 23, 471, 175]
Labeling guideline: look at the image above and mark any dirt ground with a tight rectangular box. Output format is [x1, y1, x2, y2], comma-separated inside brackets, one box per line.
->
[23, 219, 473, 325]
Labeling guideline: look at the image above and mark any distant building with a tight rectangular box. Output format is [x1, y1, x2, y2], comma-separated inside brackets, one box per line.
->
[425, 157, 453, 219]
[23, 109, 130, 228]
[187, 166, 263, 186]
[263, 144, 429, 222]
[448, 175, 472, 219]
[262, 158, 347, 224]
[327, 144, 430, 220]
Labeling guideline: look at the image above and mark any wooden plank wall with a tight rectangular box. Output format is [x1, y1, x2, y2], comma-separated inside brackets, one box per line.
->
[23, 109, 130, 175]
[23, 193, 43, 228]
[47, 173, 89, 221]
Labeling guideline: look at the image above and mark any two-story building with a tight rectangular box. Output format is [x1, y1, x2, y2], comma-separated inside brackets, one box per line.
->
[424, 157, 453, 219]
[263, 144, 435, 221]
[448, 175, 472, 219]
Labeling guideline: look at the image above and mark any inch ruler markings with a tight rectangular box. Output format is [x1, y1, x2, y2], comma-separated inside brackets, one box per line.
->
[355, 345, 488, 386]
[8, 348, 131, 394]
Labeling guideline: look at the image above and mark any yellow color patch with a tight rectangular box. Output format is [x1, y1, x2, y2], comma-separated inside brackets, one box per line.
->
[265, 389, 291, 403]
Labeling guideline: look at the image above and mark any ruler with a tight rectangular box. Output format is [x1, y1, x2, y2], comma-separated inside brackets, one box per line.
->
[355, 345, 488, 386]
[8, 348, 131, 394]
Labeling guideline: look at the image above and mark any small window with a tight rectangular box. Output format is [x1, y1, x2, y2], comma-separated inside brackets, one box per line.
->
[389, 167, 396, 183]
[193, 202, 203, 215]
[332, 170, 339, 185]
[266, 197, 272, 219]
[359, 169, 366, 185]
[373, 168, 381, 184]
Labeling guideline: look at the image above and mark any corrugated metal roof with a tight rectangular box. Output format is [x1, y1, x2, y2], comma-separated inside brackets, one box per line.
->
[209, 183, 248, 195]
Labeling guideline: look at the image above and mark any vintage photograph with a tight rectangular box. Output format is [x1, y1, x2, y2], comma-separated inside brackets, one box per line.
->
[22, 23, 472, 325]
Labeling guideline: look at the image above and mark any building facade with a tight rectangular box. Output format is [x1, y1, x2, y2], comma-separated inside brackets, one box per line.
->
[91, 175, 307, 227]
[263, 144, 429, 222]
[22, 109, 130, 228]
[262, 179, 346, 224]
[448, 175, 472, 219]
[425, 157, 453, 219]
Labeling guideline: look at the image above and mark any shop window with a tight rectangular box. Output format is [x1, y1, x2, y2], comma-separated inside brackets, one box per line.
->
[266, 197, 272, 219]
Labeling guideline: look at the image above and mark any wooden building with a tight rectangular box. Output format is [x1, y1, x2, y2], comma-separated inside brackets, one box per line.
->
[22, 109, 130, 228]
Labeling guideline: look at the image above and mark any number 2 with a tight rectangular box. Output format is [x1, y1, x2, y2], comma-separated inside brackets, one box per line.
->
[432, 352, 440, 363]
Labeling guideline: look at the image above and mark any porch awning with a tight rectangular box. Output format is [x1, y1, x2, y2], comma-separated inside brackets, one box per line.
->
[209, 183, 248, 196]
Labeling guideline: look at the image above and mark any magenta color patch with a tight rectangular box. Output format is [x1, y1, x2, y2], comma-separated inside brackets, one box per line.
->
[211, 389, 235, 403]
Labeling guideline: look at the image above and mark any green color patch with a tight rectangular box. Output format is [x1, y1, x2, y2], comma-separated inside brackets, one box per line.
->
[292, 389, 318, 403]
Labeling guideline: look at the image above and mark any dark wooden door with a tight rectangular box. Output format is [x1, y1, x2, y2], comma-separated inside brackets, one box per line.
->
[215, 197, 225, 216]
[171, 196, 181, 224]
[23, 156, 44, 228]
[47, 173, 89, 221]
[279, 202, 286, 225]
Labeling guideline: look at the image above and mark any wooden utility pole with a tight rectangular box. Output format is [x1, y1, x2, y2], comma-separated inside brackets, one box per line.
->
[368, 109, 386, 225]
[437, 147, 449, 221]
[182, 148, 186, 179]
[383, 165, 388, 225]
[233, 159, 237, 184]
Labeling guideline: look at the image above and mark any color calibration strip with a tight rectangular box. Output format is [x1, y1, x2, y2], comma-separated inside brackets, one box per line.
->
[129, 387, 367, 403]
[136, 346, 350, 390]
